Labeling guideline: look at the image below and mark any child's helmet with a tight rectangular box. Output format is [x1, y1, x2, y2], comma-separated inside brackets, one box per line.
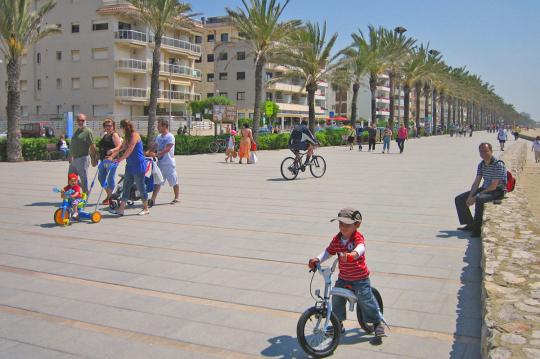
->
[68, 173, 78, 181]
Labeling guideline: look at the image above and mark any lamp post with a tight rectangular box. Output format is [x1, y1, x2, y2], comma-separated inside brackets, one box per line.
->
[394, 26, 407, 125]
[428, 49, 439, 134]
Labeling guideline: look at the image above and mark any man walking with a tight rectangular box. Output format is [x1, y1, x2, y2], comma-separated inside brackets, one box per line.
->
[147, 119, 180, 205]
[368, 124, 377, 152]
[396, 123, 408, 154]
[454, 143, 506, 237]
[68, 114, 97, 193]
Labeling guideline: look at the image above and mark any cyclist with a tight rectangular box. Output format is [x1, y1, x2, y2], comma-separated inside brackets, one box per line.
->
[288, 120, 318, 168]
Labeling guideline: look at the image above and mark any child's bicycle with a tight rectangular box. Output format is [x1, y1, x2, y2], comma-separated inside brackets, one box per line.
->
[297, 257, 384, 358]
[52, 188, 101, 226]
[280, 150, 326, 180]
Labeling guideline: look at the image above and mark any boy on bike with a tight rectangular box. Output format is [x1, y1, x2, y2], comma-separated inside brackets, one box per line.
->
[308, 207, 386, 337]
[61, 173, 83, 219]
[288, 120, 318, 169]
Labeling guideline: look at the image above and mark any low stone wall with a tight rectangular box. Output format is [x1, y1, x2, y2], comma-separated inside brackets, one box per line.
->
[481, 142, 540, 359]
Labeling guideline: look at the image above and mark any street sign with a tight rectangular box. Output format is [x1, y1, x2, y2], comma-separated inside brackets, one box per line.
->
[212, 105, 237, 122]
[329, 111, 335, 118]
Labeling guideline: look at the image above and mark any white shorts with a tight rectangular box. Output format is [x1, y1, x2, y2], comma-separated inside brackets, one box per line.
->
[158, 164, 178, 186]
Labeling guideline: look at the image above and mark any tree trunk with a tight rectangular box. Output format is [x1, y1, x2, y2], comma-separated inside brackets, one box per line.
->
[6, 57, 23, 162]
[403, 85, 411, 129]
[440, 91, 445, 133]
[388, 71, 395, 130]
[147, 35, 161, 144]
[447, 96, 452, 125]
[351, 81, 360, 129]
[432, 88, 438, 135]
[307, 82, 317, 134]
[424, 85, 429, 124]
[370, 72, 377, 126]
[415, 83, 421, 133]
[252, 58, 265, 142]
[452, 98, 457, 125]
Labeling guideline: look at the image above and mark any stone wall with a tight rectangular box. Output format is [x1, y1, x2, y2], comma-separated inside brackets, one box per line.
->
[481, 141, 540, 359]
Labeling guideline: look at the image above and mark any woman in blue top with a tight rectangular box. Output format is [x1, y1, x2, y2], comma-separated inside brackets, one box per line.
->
[109, 119, 149, 216]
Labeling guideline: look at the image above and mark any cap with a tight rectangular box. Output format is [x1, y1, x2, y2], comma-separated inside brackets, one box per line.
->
[68, 173, 78, 181]
[330, 207, 362, 224]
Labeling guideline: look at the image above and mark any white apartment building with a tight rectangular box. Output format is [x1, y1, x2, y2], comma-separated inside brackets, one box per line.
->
[197, 16, 328, 128]
[0, 0, 203, 129]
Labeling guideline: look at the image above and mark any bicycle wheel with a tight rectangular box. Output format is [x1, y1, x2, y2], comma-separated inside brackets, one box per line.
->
[280, 157, 299, 180]
[297, 306, 341, 358]
[208, 142, 219, 153]
[54, 208, 69, 226]
[309, 155, 326, 178]
[356, 287, 384, 334]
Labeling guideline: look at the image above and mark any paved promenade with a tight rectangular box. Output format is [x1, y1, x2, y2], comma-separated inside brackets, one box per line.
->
[0, 132, 505, 358]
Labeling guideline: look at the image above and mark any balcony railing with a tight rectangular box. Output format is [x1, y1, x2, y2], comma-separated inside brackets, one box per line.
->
[160, 63, 202, 79]
[159, 90, 201, 101]
[116, 58, 147, 71]
[114, 30, 147, 43]
[154, 35, 201, 55]
[115, 87, 147, 99]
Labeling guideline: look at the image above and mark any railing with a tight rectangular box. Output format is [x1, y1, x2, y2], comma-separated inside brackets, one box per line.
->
[158, 90, 201, 101]
[116, 58, 147, 71]
[155, 35, 201, 55]
[115, 87, 147, 99]
[114, 30, 147, 43]
[160, 63, 202, 79]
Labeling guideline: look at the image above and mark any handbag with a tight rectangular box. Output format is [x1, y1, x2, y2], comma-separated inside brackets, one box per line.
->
[251, 142, 257, 151]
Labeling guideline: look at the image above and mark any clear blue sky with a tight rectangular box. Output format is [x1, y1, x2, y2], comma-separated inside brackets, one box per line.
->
[191, 0, 540, 122]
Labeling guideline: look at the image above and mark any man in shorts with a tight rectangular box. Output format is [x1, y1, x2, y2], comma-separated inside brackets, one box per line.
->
[147, 119, 180, 204]
[288, 120, 318, 167]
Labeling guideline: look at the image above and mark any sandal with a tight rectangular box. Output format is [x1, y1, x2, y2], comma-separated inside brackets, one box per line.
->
[170, 199, 180, 205]
[137, 210, 150, 216]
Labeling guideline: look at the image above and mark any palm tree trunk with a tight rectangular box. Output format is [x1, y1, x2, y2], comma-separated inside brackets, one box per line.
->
[447, 96, 452, 125]
[440, 91, 445, 133]
[6, 57, 23, 162]
[370, 72, 377, 126]
[252, 58, 264, 142]
[432, 89, 438, 135]
[147, 35, 161, 143]
[403, 85, 411, 129]
[415, 83, 421, 133]
[388, 71, 395, 130]
[307, 82, 317, 134]
[424, 86, 429, 123]
[351, 82, 360, 129]
[452, 98, 457, 125]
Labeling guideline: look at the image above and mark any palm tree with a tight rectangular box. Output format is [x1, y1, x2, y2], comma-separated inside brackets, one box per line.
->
[275, 22, 339, 133]
[129, 0, 192, 143]
[0, 0, 60, 162]
[226, 0, 300, 141]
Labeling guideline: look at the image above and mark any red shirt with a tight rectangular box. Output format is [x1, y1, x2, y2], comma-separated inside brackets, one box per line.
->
[398, 127, 408, 139]
[326, 231, 370, 281]
[63, 184, 82, 199]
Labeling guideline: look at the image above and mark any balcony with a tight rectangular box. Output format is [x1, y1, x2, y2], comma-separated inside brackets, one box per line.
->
[376, 97, 390, 104]
[153, 35, 201, 56]
[115, 87, 147, 102]
[116, 59, 147, 73]
[160, 63, 202, 80]
[114, 30, 147, 46]
[158, 90, 201, 103]
[266, 82, 306, 94]
[376, 85, 390, 92]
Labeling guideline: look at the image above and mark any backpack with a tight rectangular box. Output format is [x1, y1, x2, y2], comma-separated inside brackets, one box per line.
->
[481, 159, 515, 192]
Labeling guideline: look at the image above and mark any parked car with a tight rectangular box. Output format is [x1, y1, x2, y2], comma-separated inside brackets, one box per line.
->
[21, 122, 55, 138]
[258, 127, 271, 135]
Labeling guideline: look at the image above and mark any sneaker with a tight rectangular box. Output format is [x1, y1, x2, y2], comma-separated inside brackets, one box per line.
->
[457, 225, 473, 231]
[137, 210, 150, 216]
[325, 323, 345, 336]
[374, 323, 386, 337]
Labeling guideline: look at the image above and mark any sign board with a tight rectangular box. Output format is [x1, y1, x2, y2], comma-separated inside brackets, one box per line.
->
[65, 112, 74, 139]
[329, 111, 335, 119]
[265, 101, 274, 117]
[212, 105, 237, 123]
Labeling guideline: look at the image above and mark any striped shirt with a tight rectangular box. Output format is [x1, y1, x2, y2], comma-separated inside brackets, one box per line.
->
[477, 157, 506, 191]
[326, 231, 370, 281]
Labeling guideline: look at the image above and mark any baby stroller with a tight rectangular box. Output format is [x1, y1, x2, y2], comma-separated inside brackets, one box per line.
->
[109, 158, 157, 209]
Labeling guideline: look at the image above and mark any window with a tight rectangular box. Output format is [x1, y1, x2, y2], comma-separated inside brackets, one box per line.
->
[206, 54, 214, 62]
[194, 35, 202, 44]
[71, 50, 80, 62]
[219, 92, 228, 98]
[72, 105, 80, 115]
[220, 33, 229, 42]
[72, 77, 80, 89]
[20, 106, 28, 116]
[56, 24, 62, 29]
[56, 51, 62, 61]
[237, 72, 245, 80]
[218, 52, 227, 61]
[92, 48, 108, 60]
[56, 105, 63, 114]
[92, 76, 109, 88]
[20, 80, 28, 92]
[265, 72, 273, 81]
[237, 51, 246, 60]
[92, 104, 109, 116]
[236, 92, 245, 101]
[219, 72, 227, 80]
[92, 21, 108, 31]
[36, 106, 40, 115]
[195, 56, 201, 63]
[207, 93, 214, 98]
[266, 92, 273, 101]
[207, 34, 215, 42]
[36, 52, 41, 64]
[71, 23, 79, 33]
[37, 79, 41, 90]
[206, 73, 214, 82]
[56, 78, 62, 89]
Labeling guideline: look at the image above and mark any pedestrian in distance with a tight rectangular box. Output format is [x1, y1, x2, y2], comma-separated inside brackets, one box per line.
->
[368, 124, 377, 152]
[455, 142, 507, 237]
[238, 123, 256, 164]
[497, 127, 507, 151]
[347, 126, 356, 150]
[532, 136, 540, 163]
[68, 114, 98, 193]
[225, 129, 237, 163]
[469, 124, 474, 137]
[396, 123, 408, 154]
[356, 125, 363, 151]
[382, 126, 392, 154]
[146, 118, 180, 205]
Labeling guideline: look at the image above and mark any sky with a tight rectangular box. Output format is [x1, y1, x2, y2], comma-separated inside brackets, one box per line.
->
[191, 0, 540, 122]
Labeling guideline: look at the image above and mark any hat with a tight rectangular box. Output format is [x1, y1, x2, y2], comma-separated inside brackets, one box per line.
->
[330, 207, 362, 224]
[68, 173, 78, 181]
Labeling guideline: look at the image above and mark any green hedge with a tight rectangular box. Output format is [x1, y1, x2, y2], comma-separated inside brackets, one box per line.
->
[0, 128, 350, 161]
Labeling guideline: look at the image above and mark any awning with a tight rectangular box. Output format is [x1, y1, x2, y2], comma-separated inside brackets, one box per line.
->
[326, 116, 348, 121]
[167, 79, 191, 86]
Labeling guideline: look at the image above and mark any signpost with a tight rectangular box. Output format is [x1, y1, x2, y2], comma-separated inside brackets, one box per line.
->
[213, 105, 237, 134]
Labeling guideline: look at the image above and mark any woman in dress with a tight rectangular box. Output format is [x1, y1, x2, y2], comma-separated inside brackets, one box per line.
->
[238, 123, 255, 164]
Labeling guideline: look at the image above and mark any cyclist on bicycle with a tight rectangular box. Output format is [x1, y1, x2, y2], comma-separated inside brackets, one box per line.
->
[289, 120, 318, 167]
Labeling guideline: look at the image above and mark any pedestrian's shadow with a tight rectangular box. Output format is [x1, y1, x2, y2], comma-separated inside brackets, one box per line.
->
[437, 230, 470, 240]
[25, 202, 58, 207]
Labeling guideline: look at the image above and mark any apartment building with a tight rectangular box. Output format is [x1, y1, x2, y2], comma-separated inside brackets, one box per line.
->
[196, 16, 328, 128]
[0, 0, 203, 126]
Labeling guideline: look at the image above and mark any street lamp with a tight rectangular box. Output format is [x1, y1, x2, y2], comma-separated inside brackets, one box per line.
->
[428, 49, 440, 57]
[394, 26, 407, 35]
[394, 26, 407, 125]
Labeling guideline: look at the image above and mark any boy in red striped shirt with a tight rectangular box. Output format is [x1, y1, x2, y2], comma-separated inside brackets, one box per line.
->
[308, 207, 385, 337]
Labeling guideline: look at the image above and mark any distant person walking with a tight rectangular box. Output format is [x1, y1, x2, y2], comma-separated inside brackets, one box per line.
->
[532, 136, 540, 163]
[469, 124, 474, 137]
[455, 142, 506, 237]
[238, 123, 255, 164]
[497, 127, 507, 151]
[68, 114, 97, 193]
[368, 124, 377, 152]
[356, 125, 364, 151]
[396, 123, 408, 154]
[382, 126, 392, 154]
[347, 126, 356, 150]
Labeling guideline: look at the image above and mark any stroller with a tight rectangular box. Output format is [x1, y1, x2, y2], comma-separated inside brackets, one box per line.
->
[109, 158, 158, 209]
